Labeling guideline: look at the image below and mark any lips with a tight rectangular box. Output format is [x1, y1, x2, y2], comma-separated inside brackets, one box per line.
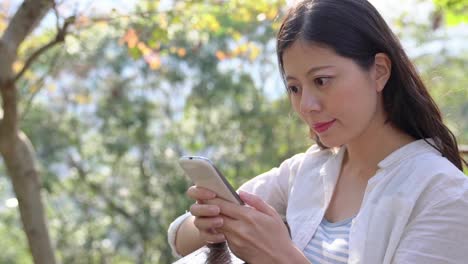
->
[312, 119, 336, 133]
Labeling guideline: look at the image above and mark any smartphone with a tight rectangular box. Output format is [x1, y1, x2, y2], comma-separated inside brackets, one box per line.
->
[179, 156, 244, 205]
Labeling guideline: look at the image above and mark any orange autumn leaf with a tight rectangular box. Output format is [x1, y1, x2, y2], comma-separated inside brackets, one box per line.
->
[144, 53, 161, 70]
[75, 15, 90, 29]
[177, 48, 187, 57]
[215, 51, 227, 61]
[120, 28, 139, 48]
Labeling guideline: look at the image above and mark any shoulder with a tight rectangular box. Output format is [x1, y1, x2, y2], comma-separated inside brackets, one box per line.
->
[394, 149, 468, 213]
[380, 139, 466, 193]
[406, 151, 466, 196]
[392, 160, 468, 263]
[375, 139, 467, 209]
[404, 155, 468, 230]
[419, 155, 467, 207]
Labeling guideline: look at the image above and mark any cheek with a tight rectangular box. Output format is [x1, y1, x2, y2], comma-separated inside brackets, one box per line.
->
[330, 81, 378, 125]
[290, 96, 302, 116]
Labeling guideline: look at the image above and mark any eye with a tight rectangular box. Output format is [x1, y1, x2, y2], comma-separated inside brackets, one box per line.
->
[288, 85, 300, 94]
[314, 77, 331, 87]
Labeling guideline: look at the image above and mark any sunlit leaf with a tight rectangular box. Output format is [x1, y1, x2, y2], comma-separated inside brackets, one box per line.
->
[137, 42, 152, 55]
[0, 19, 6, 32]
[239, 43, 248, 54]
[74, 94, 91, 104]
[46, 84, 56, 93]
[128, 46, 141, 59]
[434, 0, 468, 26]
[257, 13, 267, 21]
[158, 13, 169, 29]
[232, 31, 242, 41]
[248, 44, 261, 61]
[445, 11, 468, 25]
[267, 9, 278, 20]
[13, 61, 23, 74]
[29, 84, 39, 93]
[23, 70, 35, 81]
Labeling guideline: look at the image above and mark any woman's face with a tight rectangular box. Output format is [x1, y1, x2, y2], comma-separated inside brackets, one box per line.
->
[282, 40, 383, 148]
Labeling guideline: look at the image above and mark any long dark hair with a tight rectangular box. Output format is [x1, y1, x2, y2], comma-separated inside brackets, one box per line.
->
[276, 0, 467, 170]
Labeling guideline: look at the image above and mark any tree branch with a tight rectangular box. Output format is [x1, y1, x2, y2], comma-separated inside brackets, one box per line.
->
[20, 51, 62, 121]
[1, 0, 54, 48]
[0, 0, 56, 143]
[0, 0, 54, 84]
[14, 16, 75, 83]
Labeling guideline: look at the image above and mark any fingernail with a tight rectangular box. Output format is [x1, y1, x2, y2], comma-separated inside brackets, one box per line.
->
[210, 206, 220, 214]
[214, 218, 223, 227]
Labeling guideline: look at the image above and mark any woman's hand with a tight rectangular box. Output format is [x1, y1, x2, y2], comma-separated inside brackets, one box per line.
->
[205, 191, 299, 264]
[186, 186, 226, 244]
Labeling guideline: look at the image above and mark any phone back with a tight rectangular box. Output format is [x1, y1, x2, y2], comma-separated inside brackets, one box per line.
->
[179, 157, 243, 205]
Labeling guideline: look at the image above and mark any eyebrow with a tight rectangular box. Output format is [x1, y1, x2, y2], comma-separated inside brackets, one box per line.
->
[285, 65, 335, 80]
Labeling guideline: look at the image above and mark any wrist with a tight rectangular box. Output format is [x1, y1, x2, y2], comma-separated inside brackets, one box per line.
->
[274, 243, 310, 264]
[169, 212, 193, 257]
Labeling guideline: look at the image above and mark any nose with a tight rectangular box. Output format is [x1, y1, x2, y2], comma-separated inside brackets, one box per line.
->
[300, 87, 321, 114]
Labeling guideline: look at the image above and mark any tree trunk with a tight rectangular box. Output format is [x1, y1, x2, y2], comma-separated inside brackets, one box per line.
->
[0, 0, 57, 263]
[0, 129, 57, 264]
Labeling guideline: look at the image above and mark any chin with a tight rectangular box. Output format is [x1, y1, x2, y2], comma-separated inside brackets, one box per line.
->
[313, 134, 339, 149]
[319, 140, 340, 148]
[309, 126, 345, 149]
[316, 133, 347, 148]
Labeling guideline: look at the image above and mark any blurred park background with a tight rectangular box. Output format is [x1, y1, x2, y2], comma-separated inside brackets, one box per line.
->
[0, 0, 467, 263]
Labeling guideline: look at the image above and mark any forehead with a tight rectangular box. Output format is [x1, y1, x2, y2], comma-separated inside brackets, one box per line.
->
[282, 40, 345, 75]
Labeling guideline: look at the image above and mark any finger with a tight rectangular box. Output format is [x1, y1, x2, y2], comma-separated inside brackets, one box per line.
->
[190, 203, 220, 217]
[204, 232, 226, 244]
[239, 191, 276, 216]
[193, 216, 224, 231]
[218, 215, 240, 234]
[186, 186, 217, 201]
[204, 197, 253, 220]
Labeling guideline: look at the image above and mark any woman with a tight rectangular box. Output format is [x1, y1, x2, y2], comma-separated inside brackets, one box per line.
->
[168, 0, 468, 263]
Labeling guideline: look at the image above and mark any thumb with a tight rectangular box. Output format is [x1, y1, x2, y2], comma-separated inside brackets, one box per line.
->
[239, 191, 276, 216]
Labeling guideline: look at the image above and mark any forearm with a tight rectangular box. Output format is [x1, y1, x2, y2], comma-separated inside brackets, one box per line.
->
[174, 215, 206, 256]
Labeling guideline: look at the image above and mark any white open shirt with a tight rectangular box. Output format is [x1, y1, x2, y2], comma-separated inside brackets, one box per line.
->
[168, 139, 468, 263]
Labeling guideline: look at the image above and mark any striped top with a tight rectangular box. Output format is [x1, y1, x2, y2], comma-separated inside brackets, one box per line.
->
[303, 216, 354, 264]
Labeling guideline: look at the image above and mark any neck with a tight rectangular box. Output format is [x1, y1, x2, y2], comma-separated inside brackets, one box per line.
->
[343, 119, 415, 180]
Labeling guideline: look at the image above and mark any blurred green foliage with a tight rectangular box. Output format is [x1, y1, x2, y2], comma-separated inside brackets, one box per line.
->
[434, 0, 468, 25]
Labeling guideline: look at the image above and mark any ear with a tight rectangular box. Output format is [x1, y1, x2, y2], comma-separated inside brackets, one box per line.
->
[373, 53, 391, 92]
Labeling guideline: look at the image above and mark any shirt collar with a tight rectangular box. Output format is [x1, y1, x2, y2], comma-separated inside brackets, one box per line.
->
[377, 138, 440, 169]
